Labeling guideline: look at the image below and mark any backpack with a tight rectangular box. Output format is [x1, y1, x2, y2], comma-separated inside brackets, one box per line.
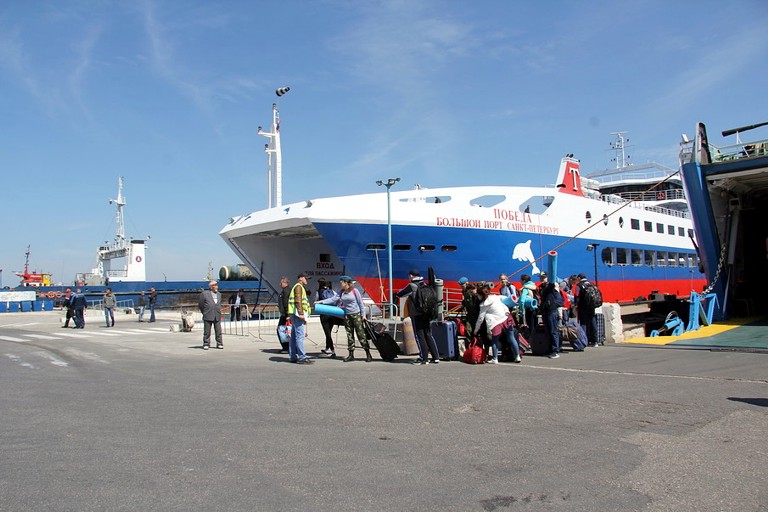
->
[580, 282, 603, 309]
[412, 281, 440, 319]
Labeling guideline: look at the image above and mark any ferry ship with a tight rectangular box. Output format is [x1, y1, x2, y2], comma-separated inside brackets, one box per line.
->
[219, 101, 707, 306]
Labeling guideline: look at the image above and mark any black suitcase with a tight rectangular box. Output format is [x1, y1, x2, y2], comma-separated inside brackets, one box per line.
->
[364, 320, 400, 360]
[595, 313, 606, 344]
[430, 320, 459, 360]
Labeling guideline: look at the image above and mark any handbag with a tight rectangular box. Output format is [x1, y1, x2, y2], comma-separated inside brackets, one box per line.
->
[462, 338, 485, 364]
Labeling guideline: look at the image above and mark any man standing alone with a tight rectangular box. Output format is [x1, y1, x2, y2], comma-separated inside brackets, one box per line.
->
[199, 281, 223, 350]
[148, 287, 157, 322]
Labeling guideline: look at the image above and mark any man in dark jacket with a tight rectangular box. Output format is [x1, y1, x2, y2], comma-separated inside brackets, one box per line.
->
[540, 281, 564, 359]
[70, 289, 88, 329]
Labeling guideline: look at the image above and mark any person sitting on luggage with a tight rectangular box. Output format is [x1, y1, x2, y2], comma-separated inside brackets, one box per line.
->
[498, 274, 518, 304]
[316, 276, 372, 362]
[474, 282, 520, 364]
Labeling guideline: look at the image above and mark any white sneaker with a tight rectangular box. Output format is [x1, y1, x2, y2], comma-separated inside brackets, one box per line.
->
[488, 358, 498, 364]
[548, 353, 560, 359]
[514, 355, 522, 363]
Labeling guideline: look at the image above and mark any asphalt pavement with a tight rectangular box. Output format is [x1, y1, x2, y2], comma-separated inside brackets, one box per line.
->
[1, 310, 766, 512]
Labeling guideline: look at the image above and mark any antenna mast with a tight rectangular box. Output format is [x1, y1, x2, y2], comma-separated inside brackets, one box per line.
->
[609, 131, 631, 168]
[259, 87, 290, 208]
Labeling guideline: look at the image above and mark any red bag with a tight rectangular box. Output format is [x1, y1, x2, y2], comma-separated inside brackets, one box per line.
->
[462, 338, 485, 364]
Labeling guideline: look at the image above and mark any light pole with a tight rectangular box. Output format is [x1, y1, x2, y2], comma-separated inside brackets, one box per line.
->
[586, 243, 600, 286]
[376, 178, 400, 318]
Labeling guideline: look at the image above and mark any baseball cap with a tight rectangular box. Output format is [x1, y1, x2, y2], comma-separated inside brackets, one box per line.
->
[458, 277, 469, 285]
[408, 269, 421, 277]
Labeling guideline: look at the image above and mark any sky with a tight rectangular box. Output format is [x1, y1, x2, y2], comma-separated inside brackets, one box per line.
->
[1, 0, 767, 286]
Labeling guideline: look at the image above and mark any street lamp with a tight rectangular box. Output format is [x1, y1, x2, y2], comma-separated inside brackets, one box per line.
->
[376, 178, 400, 318]
[586, 243, 600, 286]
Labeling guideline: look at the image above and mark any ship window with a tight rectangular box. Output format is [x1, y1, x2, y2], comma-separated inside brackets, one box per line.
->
[631, 219, 640, 230]
[616, 248, 628, 265]
[656, 223, 664, 234]
[644, 250, 654, 267]
[470, 195, 505, 208]
[432, 196, 450, 203]
[585, 211, 592, 223]
[418, 244, 435, 252]
[657, 251, 667, 267]
[669, 252, 678, 267]
[619, 217, 624, 228]
[516, 195, 553, 215]
[601, 247, 614, 265]
[667, 225, 675, 235]
[366, 244, 386, 251]
[678, 255, 687, 267]
[678, 227, 685, 237]
[319, 253, 331, 263]
[393, 244, 411, 251]
[441, 245, 458, 252]
[631, 249, 642, 266]
[602, 214, 609, 226]
[688, 229, 694, 238]
[644, 221, 653, 232]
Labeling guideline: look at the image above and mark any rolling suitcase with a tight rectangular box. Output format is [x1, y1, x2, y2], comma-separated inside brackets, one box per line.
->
[431, 320, 459, 360]
[595, 313, 606, 345]
[364, 319, 400, 361]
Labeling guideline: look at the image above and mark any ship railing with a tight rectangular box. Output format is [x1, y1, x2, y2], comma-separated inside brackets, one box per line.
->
[710, 138, 768, 163]
[611, 189, 687, 203]
[598, 193, 689, 219]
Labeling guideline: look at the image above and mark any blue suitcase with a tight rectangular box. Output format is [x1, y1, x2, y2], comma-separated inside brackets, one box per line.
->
[431, 320, 458, 360]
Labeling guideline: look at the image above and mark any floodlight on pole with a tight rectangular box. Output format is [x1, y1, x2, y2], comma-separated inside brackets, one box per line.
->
[376, 178, 400, 318]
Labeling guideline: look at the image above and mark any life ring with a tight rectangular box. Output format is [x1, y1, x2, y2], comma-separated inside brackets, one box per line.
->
[55, 291, 63, 298]
[47, 291, 56, 299]
[656, 191, 666, 200]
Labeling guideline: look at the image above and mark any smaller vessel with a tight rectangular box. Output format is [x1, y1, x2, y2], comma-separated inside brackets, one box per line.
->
[14, 245, 52, 287]
[75, 176, 147, 286]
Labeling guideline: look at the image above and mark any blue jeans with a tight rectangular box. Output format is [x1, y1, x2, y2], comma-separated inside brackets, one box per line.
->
[487, 334, 500, 360]
[505, 328, 521, 359]
[138, 306, 145, 322]
[104, 307, 114, 326]
[149, 304, 156, 322]
[289, 314, 308, 361]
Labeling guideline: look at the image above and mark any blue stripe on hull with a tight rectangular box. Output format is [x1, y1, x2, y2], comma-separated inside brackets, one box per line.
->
[314, 222, 703, 284]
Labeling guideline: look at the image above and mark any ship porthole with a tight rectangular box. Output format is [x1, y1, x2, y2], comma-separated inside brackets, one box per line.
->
[603, 214, 609, 226]
[585, 211, 592, 223]
[618, 217, 624, 228]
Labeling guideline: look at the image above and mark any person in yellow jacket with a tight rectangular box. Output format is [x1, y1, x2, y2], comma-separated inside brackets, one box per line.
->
[287, 272, 314, 364]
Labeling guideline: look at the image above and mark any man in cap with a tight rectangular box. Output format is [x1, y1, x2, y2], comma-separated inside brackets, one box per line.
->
[396, 269, 440, 365]
[199, 280, 223, 350]
[287, 272, 314, 364]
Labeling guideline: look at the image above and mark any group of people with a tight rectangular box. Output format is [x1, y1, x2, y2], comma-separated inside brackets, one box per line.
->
[459, 271, 602, 361]
[60, 286, 157, 329]
[193, 269, 602, 364]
